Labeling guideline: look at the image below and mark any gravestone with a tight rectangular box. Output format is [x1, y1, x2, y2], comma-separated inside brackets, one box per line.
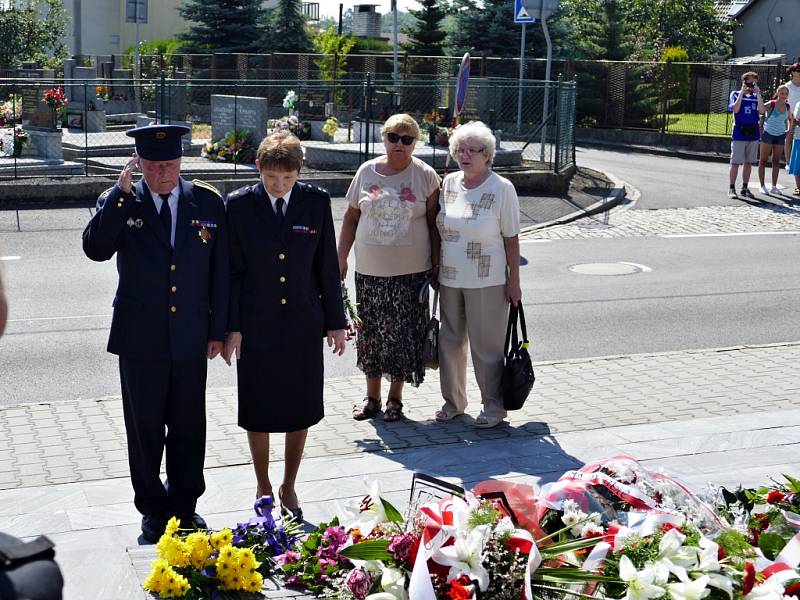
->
[71, 66, 98, 109]
[163, 71, 188, 121]
[63, 59, 77, 102]
[108, 69, 141, 115]
[210, 95, 268, 142]
[298, 91, 329, 120]
[19, 81, 53, 129]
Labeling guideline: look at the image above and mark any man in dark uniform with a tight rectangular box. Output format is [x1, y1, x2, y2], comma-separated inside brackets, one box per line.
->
[82, 124, 229, 543]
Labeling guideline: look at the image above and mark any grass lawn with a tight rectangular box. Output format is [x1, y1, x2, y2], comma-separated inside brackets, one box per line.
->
[665, 113, 733, 136]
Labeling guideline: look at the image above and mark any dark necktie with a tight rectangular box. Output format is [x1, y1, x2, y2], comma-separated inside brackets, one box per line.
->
[275, 197, 285, 226]
[159, 193, 172, 242]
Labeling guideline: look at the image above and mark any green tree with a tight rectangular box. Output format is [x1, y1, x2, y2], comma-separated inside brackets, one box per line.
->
[402, 0, 447, 56]
[625, 0, 732, 60]
[177, 0, 263, 53]
[448, 0, 540, 58]
[553, 0, 631, 60]
[0, 0, 68, 68]
[313, 26, 356, 81]
[260, 0, 312, 53]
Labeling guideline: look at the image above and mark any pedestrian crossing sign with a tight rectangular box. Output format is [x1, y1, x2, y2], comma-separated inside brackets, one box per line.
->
[514, 0, 535, 23]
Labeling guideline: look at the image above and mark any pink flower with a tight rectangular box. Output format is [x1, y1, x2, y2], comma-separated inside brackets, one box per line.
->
[322, 526, 348, 549]
[388, 532, 416, 564]
[346, 567, 373, 600]
[399, 187, 417, 202]
[286, 574, 302, 586]
[367, 184, 382, 198]
[275, 550, 301, 565]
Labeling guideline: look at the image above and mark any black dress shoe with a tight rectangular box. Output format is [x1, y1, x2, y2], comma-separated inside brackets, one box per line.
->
[141, 514, 168, 544]
[177, 512, 207, 531]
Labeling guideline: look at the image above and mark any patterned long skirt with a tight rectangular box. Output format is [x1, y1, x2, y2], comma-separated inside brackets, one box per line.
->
[354, 270, 431, 387]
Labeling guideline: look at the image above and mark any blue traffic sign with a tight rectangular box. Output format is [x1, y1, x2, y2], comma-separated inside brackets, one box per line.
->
[514, 0, 535, 23]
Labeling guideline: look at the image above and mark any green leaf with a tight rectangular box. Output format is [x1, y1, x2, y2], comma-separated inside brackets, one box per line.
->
[340, 539, 392, 561]
[541, 537, 607, 557]
[381, 497, 404, 523]
[783, 474, 800, 493]
[758, 532, 785, 561]
[535, 567, 620, 583]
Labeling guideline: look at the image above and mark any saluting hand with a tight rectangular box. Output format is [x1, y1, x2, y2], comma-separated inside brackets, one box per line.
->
[223, 332, 243, 366]
[118, 153, 139, 194]
[327, 329, 346, 356]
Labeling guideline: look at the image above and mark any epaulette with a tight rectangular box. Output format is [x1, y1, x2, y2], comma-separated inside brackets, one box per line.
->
[302, 182, 329, 197]
[192, 179, 222, 198]
[99, 186, 114, 199]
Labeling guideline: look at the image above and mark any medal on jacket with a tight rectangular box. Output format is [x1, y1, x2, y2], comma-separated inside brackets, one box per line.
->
[198, 227, 211, 243]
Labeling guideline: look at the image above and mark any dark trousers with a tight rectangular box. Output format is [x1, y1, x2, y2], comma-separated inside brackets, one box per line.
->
[119, 356, 207, 518]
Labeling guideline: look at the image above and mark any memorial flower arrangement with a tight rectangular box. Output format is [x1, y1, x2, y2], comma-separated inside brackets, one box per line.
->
[268, 115, 310, 140]
[42, 86, 67, 129]
[0, 94, 22, 127]
[341, 282, 363, 343]
[282, 89, 298, 111]
[421, 109, 445, 137]
[322, 116, 339, 138]
[201, 128, 256, 164]
[95, 85, 110, 101]
[0, 126, 28, 158]
[144, 496, 301, 599]
[272, 458, 800, 600]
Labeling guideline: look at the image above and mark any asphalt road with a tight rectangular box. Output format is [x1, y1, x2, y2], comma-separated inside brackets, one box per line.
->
[575, 145, 797, 209]
[1, 149, 799, 406]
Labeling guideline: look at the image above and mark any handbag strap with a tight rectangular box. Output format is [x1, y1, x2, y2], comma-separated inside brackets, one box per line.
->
[431, 288, 439, 318]
[504, 304, 518, 356]
[517, 303, 529, 344]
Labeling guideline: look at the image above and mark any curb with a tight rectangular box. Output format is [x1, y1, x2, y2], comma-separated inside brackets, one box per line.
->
[521, 166, 631, 233]
[579, 140, 729, 164]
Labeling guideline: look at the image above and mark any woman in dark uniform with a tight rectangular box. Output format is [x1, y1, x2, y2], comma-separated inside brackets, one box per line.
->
[223, 131, 346, 520]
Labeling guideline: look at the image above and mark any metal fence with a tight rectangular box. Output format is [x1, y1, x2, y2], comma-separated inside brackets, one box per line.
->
[0, 74, 576, 180]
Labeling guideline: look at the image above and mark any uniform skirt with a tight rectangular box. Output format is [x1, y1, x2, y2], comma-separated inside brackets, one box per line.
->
[355, 270, 430, 387]
[237, 342, 324, 433]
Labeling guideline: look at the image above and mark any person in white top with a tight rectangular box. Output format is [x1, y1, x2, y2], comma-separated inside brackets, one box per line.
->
[435, 121, 521, 429]
[783, 63, 800, 168]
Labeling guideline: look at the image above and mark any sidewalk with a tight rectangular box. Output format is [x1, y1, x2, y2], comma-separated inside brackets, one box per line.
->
[1, 342, 799, 598]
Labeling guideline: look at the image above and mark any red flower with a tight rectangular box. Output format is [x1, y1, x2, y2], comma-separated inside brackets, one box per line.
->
[742, 562, 756, 595]
[767, 490, 786, 504]
[717, 545, 727, 560]
[447, 576, 473, 600]
[785, 582, 800, 598]
[661, 523, 685, 535]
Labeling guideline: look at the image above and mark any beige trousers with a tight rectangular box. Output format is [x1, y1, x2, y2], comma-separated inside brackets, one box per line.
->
[438, 284, 508, 419]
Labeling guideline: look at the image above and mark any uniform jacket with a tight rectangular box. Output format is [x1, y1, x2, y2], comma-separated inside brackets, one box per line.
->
[226, 181, 345, 353]
[82, 177, 229, 360]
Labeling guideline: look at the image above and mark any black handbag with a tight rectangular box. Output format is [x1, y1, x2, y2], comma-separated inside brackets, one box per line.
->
[420, 285, 439, 370]
[501, 303, 535, 410]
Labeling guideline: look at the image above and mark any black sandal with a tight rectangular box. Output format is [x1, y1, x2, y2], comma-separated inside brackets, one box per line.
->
[383, 398, 404, 422]
[353, 396, 382, 420]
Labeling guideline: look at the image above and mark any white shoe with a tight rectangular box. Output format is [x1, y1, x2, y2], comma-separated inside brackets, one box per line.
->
[770, 186, 782, 195]
[759, 186, 769, 194]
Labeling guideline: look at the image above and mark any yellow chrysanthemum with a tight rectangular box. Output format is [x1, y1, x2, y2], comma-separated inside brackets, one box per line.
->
[210, 528, 233, 549]
[185, 531, 213, 570]
[156, 534, 190, 568]
[165, 516, 181, 537]
[143, 559, 190, 598]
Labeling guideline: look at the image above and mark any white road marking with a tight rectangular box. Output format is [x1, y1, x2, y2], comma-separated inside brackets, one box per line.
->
[7, 314, 112, 323]
[520, 239, 553, 243]
[0, 256, 21, 260]
[661, 232, 800, 238]
[619, 262, 653, 272]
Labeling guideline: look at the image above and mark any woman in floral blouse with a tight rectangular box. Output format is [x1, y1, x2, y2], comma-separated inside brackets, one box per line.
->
[435, 121, 521, 429]
[338, 114, 441, 422]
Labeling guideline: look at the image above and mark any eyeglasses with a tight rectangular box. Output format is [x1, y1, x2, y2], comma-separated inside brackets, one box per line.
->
[386, 132, 415, 145]
[456, 146, 485, 156]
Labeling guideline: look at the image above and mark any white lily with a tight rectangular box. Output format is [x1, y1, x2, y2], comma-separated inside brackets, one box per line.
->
[696, 537, 720, 572]
[667, 575, 710, 600]
[653, 529, 692, 583]
[344, 480, 388, 535]
[433, 524, 491, 591]
[658, 529, 687, 557]
[619, 555, 667, 600]
[705, 573, 733, 598]
[744, 579, 787, 600]
[378, 566, 408, 600]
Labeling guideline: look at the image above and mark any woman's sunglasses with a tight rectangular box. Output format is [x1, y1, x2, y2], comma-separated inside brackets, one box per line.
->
[386, 132, 415, 145]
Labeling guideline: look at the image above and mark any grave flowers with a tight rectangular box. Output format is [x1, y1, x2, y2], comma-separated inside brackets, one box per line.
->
[0, 94, 22, 127]
[0, 126, 28, 158]
[42, 86, 68, 129]
[201, 128, 256, 164]
[322, 116, 339, 141]
[268, 115, 310, 140]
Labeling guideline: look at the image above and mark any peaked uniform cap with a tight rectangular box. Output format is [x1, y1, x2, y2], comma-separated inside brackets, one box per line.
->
[125, 124, 190, 160]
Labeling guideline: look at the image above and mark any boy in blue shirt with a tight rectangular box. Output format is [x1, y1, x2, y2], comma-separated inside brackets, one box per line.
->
[728, 71, 764, 199]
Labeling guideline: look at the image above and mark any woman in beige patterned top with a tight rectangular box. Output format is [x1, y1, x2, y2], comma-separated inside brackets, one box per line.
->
[338, 114, 441, 422]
